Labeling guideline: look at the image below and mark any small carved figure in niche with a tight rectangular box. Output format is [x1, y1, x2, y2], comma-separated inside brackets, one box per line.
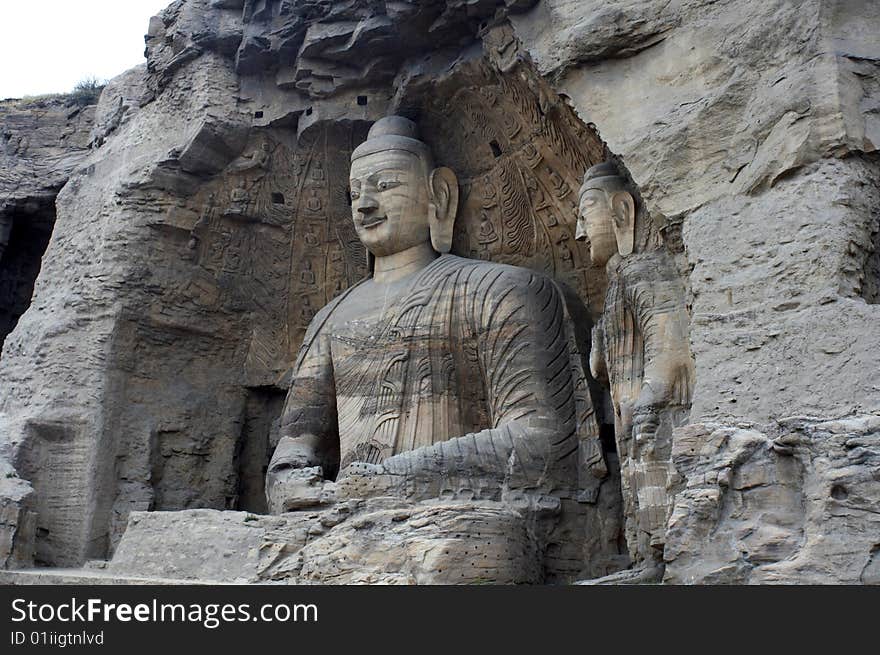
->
[525, 175, 549, 210]
[300, 260, 316, 286]
[481, 175, 498, 209]
[303, 230, 319, 248]
[478, 86, 497, 107]
[548, 168, 571, 200]
[576, 161, 694, 583]
[299, 295, 314, 322]
[0, 215, 12, 263]
[306, 191, 323, 213]
[226, 181, 251, 217]
[557, 234, 573, 264]
[231, 142, 271, 176]
[266, 117, 602, 578]
[311, 160, 325, 182]
[222, 243, 242, 274]
[291, 153, 307, 186]
[477, 211, 500, 260]
[542, 209, 559, 227]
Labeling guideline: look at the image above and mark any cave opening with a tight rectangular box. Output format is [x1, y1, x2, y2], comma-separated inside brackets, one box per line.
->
[0, 195, 56, 357]
[234, 386, 288, 514]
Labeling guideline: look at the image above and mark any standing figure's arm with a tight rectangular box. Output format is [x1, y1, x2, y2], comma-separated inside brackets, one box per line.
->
[619, 254, 694, 449]
[624, 255, 693, 412]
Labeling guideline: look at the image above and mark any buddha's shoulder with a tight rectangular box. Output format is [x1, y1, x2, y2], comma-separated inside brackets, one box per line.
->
[438, 254, 542, 284]
[433, 256, 560, 311]
[443, 255, 550, 289]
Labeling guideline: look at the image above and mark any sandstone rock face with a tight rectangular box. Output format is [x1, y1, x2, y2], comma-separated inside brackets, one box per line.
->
[514, 0, 880, 583]
[666, 415, 880, 584]
[0, 457, 36, 570]
[0, 95, 95, 350]
[0, 94, 97, 569]
[109, 501, 544, 584]
[0, 0, 877, 583]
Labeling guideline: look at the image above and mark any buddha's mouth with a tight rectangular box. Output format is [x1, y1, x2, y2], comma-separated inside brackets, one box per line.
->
[360, 216, 387, 229]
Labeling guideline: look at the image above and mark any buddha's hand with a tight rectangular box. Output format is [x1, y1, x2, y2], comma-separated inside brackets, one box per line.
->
[266, 465, 336, 513]
[632, 410, 659, 456]
[640, 359, 693, 409]
[632, 385, 662, 456]
[266, 437, 336, 513]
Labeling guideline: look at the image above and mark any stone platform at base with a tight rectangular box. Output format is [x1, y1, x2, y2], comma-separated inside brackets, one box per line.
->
[73, 499, 544, 585]
[0, 568, 219, 585]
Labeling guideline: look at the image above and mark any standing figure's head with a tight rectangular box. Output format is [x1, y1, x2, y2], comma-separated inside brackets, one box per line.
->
[575, 161, 636, 266]
[349, 116, 459, 258]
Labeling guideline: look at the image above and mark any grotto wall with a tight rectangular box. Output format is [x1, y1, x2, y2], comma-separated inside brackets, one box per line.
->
[513, 0, 880, 583]
[0, 93, 96, 568]
[0, 0, 877, 583]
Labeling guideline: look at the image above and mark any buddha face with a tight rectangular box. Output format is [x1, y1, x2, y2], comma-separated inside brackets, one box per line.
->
[349, 149, 431, 258]
[577, 187, 618, 266]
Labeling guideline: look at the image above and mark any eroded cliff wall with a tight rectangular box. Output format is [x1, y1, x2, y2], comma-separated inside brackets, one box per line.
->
[0, 0, 877, 583]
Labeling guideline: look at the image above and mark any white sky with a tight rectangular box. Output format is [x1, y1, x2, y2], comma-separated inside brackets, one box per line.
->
[0, 1, 173, 99]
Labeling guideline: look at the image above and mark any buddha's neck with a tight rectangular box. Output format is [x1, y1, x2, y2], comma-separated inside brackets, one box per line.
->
[373, 242, 438, 284]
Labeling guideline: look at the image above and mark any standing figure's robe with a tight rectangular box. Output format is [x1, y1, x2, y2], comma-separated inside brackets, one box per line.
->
[591, 250, 692, 561]
[269, 254, 599, 502]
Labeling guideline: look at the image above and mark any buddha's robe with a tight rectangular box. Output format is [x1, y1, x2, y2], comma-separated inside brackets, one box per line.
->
[271, 254, 596, 500]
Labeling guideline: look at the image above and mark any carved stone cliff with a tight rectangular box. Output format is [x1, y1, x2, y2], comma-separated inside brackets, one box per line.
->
[0, 0, 877, 584]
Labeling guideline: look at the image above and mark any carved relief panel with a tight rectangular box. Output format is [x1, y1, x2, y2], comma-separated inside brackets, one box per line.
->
[413, 58, 609, 317]
[178, 123, 370, 386]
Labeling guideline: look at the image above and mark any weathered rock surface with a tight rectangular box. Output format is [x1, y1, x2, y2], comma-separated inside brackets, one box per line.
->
[0, 95, 95, 206]
[0, 95, 96, 350]
[513, 0, 880, 582]
[0, 457, 35, 570]
[108, 501, 544, 584]
[666, 415, 880, 584]
[0, 0, 877, 584]
[517, 0, 880, 218]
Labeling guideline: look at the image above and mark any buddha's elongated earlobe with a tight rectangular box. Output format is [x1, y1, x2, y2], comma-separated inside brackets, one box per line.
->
[428, 166, 459, 254]
[611, 190, 636, 258]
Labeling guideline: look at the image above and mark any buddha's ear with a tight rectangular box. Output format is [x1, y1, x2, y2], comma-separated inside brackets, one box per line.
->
[611, 190, 636, 257]
[428, 167, 459, 254]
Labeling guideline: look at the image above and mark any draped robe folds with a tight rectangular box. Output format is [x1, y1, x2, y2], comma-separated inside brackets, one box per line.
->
[591, 250, 692, 559]
[270, 254, 598, 502]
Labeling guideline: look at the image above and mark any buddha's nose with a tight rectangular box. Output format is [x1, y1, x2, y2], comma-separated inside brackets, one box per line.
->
[356, 193, 379, 214]
[575, 219, 588, 241]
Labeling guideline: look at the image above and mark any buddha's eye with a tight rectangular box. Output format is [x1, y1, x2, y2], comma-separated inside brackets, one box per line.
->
[376, 179, 398, 191]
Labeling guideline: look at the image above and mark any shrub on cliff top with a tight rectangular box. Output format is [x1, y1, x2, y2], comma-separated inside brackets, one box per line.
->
[70, 76, 105, 106]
